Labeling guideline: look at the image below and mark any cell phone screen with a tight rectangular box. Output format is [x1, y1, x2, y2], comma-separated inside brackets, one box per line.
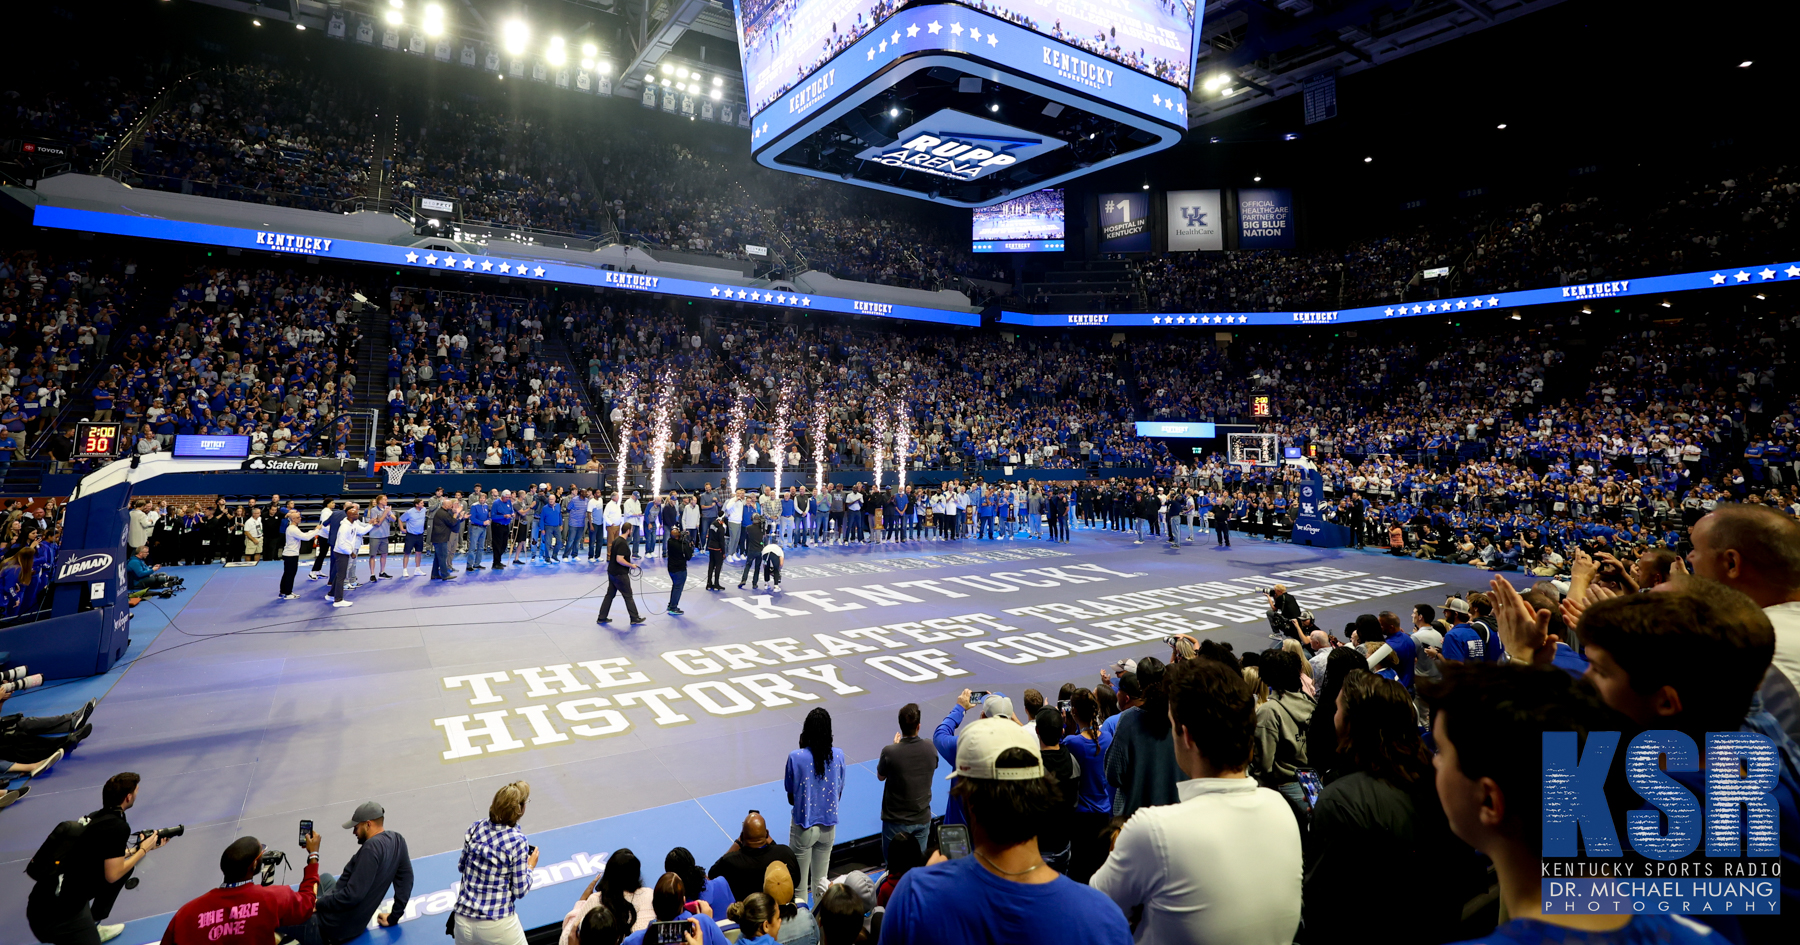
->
[299, 820, 312, 846]
[969, 690, 989, 703]
[1296, 770, 1323, 809]
[645, 920, 688, 945]
[938, 823, 972, 860]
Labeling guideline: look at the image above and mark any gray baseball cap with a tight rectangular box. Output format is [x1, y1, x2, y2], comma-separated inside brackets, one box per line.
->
[342, 800, 385, 829]
[982, 695, 1016, 721]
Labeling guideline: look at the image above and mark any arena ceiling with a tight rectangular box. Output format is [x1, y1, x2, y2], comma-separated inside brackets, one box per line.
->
[189, 0, 1566, 128]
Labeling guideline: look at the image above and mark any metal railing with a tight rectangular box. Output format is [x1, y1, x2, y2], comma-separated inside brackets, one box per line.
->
[98, 68, 210, 180]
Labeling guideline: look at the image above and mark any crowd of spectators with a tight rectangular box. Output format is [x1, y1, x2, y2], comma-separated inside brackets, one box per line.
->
[1135, 163, 1800, 315]
[395, 100, 609, 236]
[1, 71, 158, 171]
[379, 286, 598, 471]
[130, 66, 376, 212]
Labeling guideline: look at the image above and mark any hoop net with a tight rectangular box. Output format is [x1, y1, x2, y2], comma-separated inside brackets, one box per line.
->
[376, 461, 412, 486]
[1227, 433, 1280, 468]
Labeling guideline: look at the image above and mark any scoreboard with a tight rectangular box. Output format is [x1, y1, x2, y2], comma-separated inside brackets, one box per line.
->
[737, 1, 1199, 207]
[76, 421, 126, 459]
[1251, 395, 1274, 418]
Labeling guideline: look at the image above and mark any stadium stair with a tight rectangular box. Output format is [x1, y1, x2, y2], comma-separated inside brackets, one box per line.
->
[539, 327, 613, 464]
[1020, 259, 1144, 313]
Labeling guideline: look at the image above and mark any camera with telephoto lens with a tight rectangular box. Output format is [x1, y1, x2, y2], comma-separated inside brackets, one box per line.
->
[133, 824, 185, 844]
[257, 849, 290, 886]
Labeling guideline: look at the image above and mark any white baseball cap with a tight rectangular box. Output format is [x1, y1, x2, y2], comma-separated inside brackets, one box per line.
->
[948, 716, 1043, 780]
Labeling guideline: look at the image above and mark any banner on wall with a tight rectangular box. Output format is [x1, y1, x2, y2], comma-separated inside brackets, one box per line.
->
[1097, 193, 1153, 252]
[1166, 189, 1223, 252]
[1238, 188, 1295, 249]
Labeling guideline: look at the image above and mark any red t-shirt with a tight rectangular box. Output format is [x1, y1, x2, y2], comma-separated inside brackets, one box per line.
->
[161, 860, 319, 945]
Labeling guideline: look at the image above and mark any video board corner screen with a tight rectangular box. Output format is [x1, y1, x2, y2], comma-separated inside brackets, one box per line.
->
[736, 0, 1200, 119]
[972, 188, 1066, 253]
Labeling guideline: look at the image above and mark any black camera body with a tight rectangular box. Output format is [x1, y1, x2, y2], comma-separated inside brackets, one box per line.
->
[258, 849, 290, 887]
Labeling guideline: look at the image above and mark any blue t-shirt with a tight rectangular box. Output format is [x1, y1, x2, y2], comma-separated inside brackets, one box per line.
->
[1384, 630, 1418, 689]
[1448, 915, 1715, 945]
[1442, 622, 1501, 663]
[1060, 732, 1111, 814]
[400, 507, 428, 535]
[882, 855, 1131, 945]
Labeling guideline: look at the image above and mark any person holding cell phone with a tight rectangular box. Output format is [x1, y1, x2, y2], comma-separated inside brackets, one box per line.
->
[451, 782, 539, 945]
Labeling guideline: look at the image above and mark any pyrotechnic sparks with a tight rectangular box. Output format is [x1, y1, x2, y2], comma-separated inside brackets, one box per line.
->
[813, 395, 828, 497]
[613, 372, 638, 501]
[771, 378, 794, 496]
[725, 389, 748, 495]
[647, 370, 675, 503]
[893, 398, 910, 493]
[871, 391, 889, 492]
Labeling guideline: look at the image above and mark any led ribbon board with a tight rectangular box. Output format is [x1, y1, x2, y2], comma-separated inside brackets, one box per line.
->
[31, 206, 980, 327]
[743, 4, 1193, 207]
[998, 262, 1800, 327]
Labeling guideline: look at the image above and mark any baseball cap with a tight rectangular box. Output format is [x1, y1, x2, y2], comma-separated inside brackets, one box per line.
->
[839, 870, 877, 910]
[1300, 610, 1316, 622]
[1445, 597, 1471, 615]
[1108, 657, 1138, 676]
[341, 800, 385, 829]
[948, 716, 1043, 780]
[981, 695, 1016, 721]
[762, 861, 795, 905]
[1412, 628, 1445, 650]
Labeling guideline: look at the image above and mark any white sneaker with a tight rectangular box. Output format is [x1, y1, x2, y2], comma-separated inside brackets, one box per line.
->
[307, 573, 324, 581]
[332, 600, 354, 608]
[772, 584, 782, 593]
[97, 925, 125, 943]
[282, 593, 299, 600]
[402, 570, 411, 577]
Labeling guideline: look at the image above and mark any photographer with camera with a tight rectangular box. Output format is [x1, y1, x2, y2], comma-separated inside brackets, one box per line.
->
[162, 831, 320, 945]
[27, 772, 177, 945]
[1265, 585, 1304, 643]
[126, 546, 179, 592]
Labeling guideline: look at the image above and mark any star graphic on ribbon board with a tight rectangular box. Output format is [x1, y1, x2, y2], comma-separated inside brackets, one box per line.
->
[801, 297, 811, 306]
[1786, 265, 1800, 278]
[751, 291, 761, 301]
[868, 47, 877, 61]
[907, 24, 920, 37]
[988, 33, 999, 47]
[1469, 298, 1483, 308]
[1456, 299, 1467, 309]
[950, 22, 963, 36]
[1426, 303, 1437, 313]
[710, 286, 721, 296]
[1384, 308, 1395, 317]
[1153, 94, 1161, 106]
[424, 254, 438, 266]
[1487, 297, 1499, 306]
[442, 255, 456, 267]
[928, 20, 942, 34]
[481, 260, 494, 271]
[891, 29, 901, 44]
[1759, 268, 1777, 280]
[1709, 273, 1727, 285]
[498, 262, 511, 273]
[462, 257, 475, 269]
[1152, 316, 1162, 324]
[970, 29, 981, 42]
[879, 40, 888, 52]
[533, 266, 546, 277]
[1733, 271, 1751, 282]
[1412, 305, 1423, 314]
[405, 251, 419, 263]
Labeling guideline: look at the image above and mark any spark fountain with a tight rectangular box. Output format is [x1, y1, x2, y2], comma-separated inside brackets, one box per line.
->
[893, 399, 911, 494]
[813, 396, 828, 497]
[647, 371, 675, 503]
[771, 379, 794, 496]
[871, 392, 889, 492]
[613, 373, 638, 501]
[725, 390, 748, 495]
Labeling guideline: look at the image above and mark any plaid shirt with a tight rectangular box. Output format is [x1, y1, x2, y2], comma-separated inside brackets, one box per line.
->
[454, 819, 533, 920]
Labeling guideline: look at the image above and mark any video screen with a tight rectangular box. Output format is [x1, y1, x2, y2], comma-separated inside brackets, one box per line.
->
[972, 188, 1065, 252]
[736, 0, 1199, 118]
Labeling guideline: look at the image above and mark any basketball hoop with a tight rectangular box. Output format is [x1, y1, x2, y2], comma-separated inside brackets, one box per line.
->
[376, 461, 412, 486]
